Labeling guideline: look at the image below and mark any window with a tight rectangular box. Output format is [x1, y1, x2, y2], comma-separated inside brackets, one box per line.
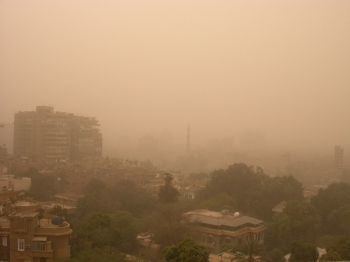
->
[32, 241, 46, 252]
[17, 239, 25, 251]
[1, 236, 7, 247]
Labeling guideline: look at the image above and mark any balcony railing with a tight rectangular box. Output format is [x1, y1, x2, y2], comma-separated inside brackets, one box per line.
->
[31, 241, 52, 252]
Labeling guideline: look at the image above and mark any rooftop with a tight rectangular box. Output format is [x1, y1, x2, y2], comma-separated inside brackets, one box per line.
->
[39, 218, 69, 228]
[37, 218, 72, 236]
[184, 209, 263, 228]
[10, 211, 39, 218]
[15, 201, 38, 207]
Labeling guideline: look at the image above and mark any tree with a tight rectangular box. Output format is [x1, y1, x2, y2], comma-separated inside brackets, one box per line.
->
[289, 242, 318, 262]
[158, 173, 179, 203]
[283, 200, 321, 241]
[326, 205, 350, 235]
[70, 247, 126, 262]
[264, 248, 286, 262]
[311, 183, 350, 235]
[199, 163, 303, 219]
[28, 170, 56, 200]
[164, 239, 209, 262]
[17, 167, 69, 200]
[77, 178, 155, 217]
[327, 237, 350, 260]
[265, 201, 320, 250]
[110, 179, 155, 215]
[265, 213, 292, 249]
[153, 204, 188, 246]
[197, 192, 236, 211]
[312, 183, 350, 221]
[319, 250, 341, 261]
[77, 179, 120, 216]
[72, 211, 138, 254]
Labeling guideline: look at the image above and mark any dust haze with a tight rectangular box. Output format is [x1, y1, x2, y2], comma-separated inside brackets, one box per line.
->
[1, 0, 350, 169]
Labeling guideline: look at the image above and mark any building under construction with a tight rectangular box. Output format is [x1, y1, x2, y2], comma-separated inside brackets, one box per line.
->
[13, 106, 102, 162]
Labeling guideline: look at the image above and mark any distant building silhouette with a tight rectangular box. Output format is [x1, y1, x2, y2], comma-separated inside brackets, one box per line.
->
[334, 145, 344, 170]
[186, 125, 191, 153]
[14, 106, 102, 162]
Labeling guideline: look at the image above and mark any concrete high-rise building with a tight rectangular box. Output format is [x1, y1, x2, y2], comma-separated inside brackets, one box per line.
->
[334, 145, 344, 170]
[14, 106, 102, 162]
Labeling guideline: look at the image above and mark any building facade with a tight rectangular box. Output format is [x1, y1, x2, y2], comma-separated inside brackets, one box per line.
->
[183, 209, 265, 252]
[14, 106, 102, 162]
[0, 198, 72, 262]
[9, 213, 72, 262]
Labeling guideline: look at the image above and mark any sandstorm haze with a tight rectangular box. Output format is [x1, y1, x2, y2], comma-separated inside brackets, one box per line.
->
[1, 0, 350, 157]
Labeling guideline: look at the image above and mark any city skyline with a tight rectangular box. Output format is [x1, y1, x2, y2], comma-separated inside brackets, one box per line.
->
[1, 0, 350, 152]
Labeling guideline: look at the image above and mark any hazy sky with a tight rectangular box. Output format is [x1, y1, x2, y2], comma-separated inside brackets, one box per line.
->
[1, 0, 350, 151]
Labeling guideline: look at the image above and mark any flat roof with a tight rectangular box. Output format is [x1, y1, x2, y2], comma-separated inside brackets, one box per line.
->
[11, 211, 39, 218]
[184, 209, 263, 228]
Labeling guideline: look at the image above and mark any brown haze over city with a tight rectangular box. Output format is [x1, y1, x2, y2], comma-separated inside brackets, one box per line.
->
[1, 0, 350, 160]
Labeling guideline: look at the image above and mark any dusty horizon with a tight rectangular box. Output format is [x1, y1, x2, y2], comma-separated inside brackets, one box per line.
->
[1, 0, 350, 156]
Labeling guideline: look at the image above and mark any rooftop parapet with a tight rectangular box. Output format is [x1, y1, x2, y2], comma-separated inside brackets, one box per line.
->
[36, 218, 72, 236]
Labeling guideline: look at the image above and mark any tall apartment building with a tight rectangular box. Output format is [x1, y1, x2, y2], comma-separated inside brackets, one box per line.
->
[14, 106, 102, 162]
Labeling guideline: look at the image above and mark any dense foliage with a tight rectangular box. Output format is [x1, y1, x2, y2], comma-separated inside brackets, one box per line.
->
[77, 178, 155, 217]
[69, 178, 154, 261]
[158, 173, 180, 203]
[70, 247, 126, 262]
[164, 239, 209, 262]
[321, 237, 350, 261]
[22, 163, 350, 262]
[70, 177, 186, 261]
[200, 163, 303, 219]
[311, 182, 350, 235]
[265, 200, 320, 249]
[289, 242, 318, 262]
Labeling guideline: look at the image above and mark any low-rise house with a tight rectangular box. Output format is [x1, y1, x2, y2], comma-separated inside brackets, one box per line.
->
[183, 209, 265, 252]
[0, 199, 72, 262]
[0, 175, 31, 192]
[272, 201, 286, 214]
[9, 211, 72, 262]
[54, 193, 83, 207]
[136, 232, 160, 250]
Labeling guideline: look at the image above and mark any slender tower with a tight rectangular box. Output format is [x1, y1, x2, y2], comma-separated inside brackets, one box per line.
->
[334, 145, 344, 170]
[186, 125, 191, 153]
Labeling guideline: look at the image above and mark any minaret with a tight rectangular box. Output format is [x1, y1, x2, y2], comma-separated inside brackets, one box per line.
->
[186, 125, 191, 153]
